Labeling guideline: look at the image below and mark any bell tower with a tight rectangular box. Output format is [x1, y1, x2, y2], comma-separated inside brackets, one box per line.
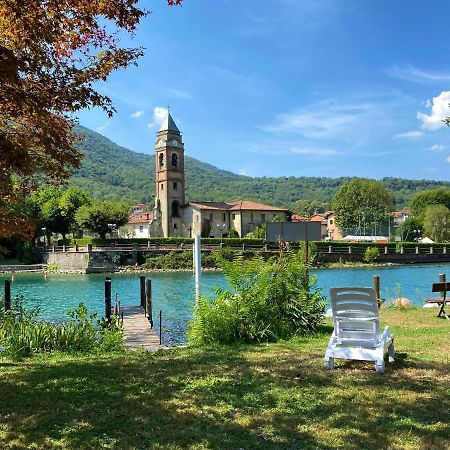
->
[154, 112, 185, 237]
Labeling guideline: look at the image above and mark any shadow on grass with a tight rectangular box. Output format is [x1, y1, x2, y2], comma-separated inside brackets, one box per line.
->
[0, 344, 448, 450]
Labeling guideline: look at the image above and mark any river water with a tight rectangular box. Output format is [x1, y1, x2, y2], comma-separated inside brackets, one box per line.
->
[1, 263, 449, 344]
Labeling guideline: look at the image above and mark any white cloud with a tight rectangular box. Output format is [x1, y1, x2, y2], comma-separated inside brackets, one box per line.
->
[393, 130, 423, 140]
[446, 155, 450, 163]
[417, 91, 450, 131]
[130, 110, 145, 119]
[167, 88, 193, 100]
[386, 64, 450, 84]
[96, 121, 110, 133]
[289, 146, 338, 156]
[430, 144, 449, 152]
[261, 101, 387, 143]
[147, 106, 168, 129]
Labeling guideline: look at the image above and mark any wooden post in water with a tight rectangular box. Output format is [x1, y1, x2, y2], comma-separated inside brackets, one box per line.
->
[4, 280, 11, 311]
[439, 274, 446, 301]
[159, 310, 162, 345]
[145, 278, 153, 328]
[104, 277, 111, 324]
[373, 275, 381, 307]
[139, 275, 146, 310]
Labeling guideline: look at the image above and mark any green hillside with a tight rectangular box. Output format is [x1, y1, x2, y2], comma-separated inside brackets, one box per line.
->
[70, 125, 450, 209]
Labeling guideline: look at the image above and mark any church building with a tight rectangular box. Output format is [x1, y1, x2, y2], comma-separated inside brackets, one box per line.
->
[128, 112, 289, 238]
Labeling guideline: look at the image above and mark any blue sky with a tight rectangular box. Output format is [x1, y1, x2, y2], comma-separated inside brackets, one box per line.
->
[77, 0, 450, 181]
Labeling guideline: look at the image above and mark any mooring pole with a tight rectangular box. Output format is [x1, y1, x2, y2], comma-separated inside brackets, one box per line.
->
[104, 277, 111, 324]
[4, 280, 11, 311]
[159, 310, 162, 345]
[145, 278, 153, 328]
[139, 275, 146, 310]
[373, 275, 381, 307]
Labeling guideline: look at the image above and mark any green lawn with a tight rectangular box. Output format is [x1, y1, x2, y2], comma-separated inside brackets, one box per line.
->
[0, 309, 449, 449]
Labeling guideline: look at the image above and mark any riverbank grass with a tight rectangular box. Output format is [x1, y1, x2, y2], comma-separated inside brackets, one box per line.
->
[0, 308, 449, 449]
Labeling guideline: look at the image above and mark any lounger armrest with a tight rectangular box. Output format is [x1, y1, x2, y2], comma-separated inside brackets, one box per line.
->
[380, 326, 392, 345]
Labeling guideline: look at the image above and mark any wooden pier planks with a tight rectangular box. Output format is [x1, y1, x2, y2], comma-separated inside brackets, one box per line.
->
[121, 305, 160, 351]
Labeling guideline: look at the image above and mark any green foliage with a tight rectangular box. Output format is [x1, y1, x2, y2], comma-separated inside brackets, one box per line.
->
[332, 178, 394, 232]
[422, 204, 450, 242]
[143, 251, 217, 270]
[245, 223, 266, 238]
[397, 217, 423, 242]
[410, 187, 450, 218]
[30, 187, 92, 238]
[69, 126, 450, 209]
[363, 246, 380, 263]
[16, 241, 40, 264]
[227, 228, 239, 238]
[0, 301, 123, 358]
[188, 251, 325, 345]
[293, 199, 330, 216]
[76, 200, 130, 238]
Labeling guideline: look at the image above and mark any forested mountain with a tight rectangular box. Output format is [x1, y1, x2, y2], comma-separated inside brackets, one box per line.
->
[70, 125, 450, 209]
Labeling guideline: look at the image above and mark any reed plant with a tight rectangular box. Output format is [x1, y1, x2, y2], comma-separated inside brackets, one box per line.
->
[0, 299, 123, 357]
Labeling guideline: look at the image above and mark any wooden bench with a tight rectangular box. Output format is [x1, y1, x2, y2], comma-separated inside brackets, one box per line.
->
[426, 282, 450, 319]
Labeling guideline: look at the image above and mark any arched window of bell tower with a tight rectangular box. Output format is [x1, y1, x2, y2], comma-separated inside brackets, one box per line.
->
[159, 153, 164, 168]
[171, 153, 178, 168]
[171, 200, 180, 218]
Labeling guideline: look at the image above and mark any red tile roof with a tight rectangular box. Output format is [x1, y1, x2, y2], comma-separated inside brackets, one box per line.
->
[228, 200, 288, 212]
[128, 212, 153, 224]
[188, 201, 233, 211]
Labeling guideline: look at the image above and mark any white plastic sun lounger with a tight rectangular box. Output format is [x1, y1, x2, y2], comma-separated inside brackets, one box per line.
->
[324, 287, 394, 374]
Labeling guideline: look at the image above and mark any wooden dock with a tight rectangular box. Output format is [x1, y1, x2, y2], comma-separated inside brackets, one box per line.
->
[121, 306, 160, 351]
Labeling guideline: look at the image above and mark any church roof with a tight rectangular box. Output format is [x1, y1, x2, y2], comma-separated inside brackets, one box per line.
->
[188, 200, 288, 212]
[228, 200, 288, 212]
[159, 112, 180, 133]
[189, 201, 232, 211]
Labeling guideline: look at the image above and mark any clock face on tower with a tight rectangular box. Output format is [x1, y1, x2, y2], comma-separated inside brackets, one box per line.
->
[171, 139, 178, 147]
[157, 139, 164, 147]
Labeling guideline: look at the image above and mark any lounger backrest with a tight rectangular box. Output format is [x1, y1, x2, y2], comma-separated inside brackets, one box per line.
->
[329, 287, 380, 346]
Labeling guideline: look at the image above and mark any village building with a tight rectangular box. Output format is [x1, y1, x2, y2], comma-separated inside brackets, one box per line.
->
[292, 211, 343, 240]
[124, 112, 289, 238]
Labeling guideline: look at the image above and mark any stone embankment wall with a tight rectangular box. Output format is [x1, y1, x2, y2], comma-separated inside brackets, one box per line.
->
[43, 251, 121, 273]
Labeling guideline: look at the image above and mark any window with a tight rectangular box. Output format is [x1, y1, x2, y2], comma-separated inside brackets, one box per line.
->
[232, 213, 236, 220]
[250, 213, 254, 223]
[222, 213, 226, 222]
[173, 223, 177, 229]
[139, 225, 144, 233]
[171, 153, 178, 168]
[159, 153, 164, 168]
[172, 200, 180, 218]
[196, 214, 199, 222]
[173, 182, 178, 190]
[209, 213, 213, 222]
[330, 219, 333, 225]
[261, 214, 266, 223]
[160, 183, 164, 190]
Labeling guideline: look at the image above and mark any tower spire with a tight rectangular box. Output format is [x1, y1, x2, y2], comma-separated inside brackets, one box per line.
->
[159, 111, 179, 133]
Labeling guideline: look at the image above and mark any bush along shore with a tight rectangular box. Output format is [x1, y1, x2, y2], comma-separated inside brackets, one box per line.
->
[0, 301, 123, 358]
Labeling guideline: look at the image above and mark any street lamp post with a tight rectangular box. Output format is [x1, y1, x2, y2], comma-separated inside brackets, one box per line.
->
[413, 229, 421, 243]
[107, 223, 117, 239]
[41, 227, 47, 246]
[216, 223, 226, 244]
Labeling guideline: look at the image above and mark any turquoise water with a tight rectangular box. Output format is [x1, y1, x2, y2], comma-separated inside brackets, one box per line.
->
[1, 263, 449, 344]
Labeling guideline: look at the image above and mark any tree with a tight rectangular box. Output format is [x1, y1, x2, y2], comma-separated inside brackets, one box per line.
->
[76, 201, 130, 238]
[410, 188, 450, 218]
[0, 0, 181, 239]
[397, 217, 423, 242]
[293, 199, 329, 217]
[31, 187, 92, 239]
[423, 205, 450, 242]
[332, 178, 394, 233]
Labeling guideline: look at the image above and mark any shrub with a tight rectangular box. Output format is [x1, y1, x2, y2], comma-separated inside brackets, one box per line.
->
[188, 251, 325, 345]
[364, 246, 380, 263]
[0, 301, 123, 357]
